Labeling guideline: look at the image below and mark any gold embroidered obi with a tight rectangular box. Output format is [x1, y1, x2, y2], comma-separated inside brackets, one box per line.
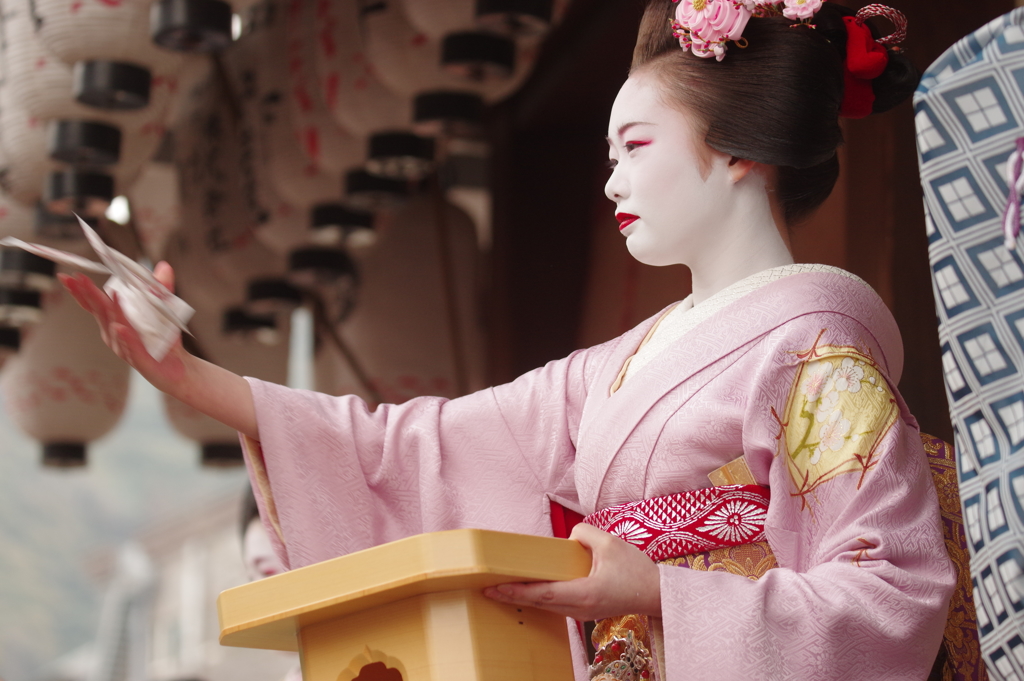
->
[581, 485, 776, 681]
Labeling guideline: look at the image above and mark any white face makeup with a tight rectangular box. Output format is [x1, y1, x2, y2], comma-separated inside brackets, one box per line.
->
[243, 517, 287, 581]
[604, 72, 735, 268]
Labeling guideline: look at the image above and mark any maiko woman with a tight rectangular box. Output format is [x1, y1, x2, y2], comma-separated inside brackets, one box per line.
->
[64, 1, 955, 678]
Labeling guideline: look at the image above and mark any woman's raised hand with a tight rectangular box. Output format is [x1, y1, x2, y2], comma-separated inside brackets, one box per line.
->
[483, 523, 662, 621]
[59, 262, 187, 394]
[59, 262, 259, 440]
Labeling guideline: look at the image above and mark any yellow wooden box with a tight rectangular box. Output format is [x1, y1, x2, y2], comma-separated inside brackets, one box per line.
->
[217, 529, 591, 681]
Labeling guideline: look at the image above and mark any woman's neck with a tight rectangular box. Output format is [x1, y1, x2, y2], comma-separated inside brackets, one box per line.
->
[688, 176, 794, 306]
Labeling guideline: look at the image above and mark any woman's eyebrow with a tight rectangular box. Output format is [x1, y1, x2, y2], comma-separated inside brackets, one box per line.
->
[605, 121, 654, 144]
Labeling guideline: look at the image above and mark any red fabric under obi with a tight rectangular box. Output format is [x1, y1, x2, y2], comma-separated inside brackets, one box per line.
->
[578, 485, 772, 561]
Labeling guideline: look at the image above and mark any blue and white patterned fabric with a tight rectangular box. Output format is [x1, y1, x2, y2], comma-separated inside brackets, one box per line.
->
[917, 9, 1024, 679]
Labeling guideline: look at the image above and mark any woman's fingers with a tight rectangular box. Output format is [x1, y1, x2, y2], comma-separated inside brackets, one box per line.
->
[484, 579, 595, 620]
[154, 261, 175, 293]
[484, 525, 661, 621]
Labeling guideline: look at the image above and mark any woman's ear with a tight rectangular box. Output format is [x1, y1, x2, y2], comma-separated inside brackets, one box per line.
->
[727, 156, 758, 183]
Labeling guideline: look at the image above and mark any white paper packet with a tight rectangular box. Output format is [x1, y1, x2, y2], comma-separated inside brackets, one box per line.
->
[0, 215, 194, 361]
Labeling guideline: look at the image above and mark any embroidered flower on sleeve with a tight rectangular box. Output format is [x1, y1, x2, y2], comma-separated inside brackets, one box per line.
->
[831, 357, 865, 394]
[810, 409, 852, 464]
[815, 389, 839, 423]
[802, 360, 833, 402]
[610, 519, 653, 546]
[782, 0, 822, 20]
[697, 500, 768, 543]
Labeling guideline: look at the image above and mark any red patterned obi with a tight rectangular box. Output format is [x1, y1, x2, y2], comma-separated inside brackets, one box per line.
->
[582, 485, 771, 562]
[565, 485, 776, 681]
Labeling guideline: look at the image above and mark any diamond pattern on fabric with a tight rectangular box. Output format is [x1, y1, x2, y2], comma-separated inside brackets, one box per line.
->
[917, 11, 1024, 674]
[942, 77, 1018, 143]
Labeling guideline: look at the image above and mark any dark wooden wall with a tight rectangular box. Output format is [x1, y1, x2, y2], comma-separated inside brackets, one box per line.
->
[488, 0, 1015, 442]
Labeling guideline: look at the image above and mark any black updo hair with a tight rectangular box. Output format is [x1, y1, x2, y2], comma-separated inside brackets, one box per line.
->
[631, 0, 920, 224]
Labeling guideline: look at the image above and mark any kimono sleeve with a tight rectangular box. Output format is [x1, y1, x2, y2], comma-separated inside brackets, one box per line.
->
[658, 313, 956, 679]
[241, 345, 599, 570]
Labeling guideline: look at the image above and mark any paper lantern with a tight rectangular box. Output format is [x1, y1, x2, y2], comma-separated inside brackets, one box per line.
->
[33, 0, 182, 66]
[315, 194, 486, 402]
[0, 96, 162, 214]
[310, 0, 412, 138]
[0, 10, 175, 208]
[1, 3, 174, 124]
[363, 3, 529, 102]
[280, 0, 364, 175]
[0, 285, 131, 466]
[222, 13, 360, 257]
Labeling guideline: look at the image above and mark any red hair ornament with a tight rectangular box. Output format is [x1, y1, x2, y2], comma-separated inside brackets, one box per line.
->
[839, 5, 908, 119]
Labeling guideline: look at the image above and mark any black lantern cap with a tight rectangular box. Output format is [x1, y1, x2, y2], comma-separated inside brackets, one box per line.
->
[44, 169, 115, 217]
[201, 443, 244, 466]
[246, 278, 303, 315]
[73, 61, 152, 111]
[48, 120, 122, 166]
[0, 288, 41, 309]
[151, 0, 233, 53]
[0, 326, 20, 352]
[441, 32, 515, 80]
[0, 249, 56, 291]
[43, 442, 87, 468]
[310, 204, 376, 248]
[223, 306, 279, 345]
[414, 91, 485, 126]
[311, 204, 374, 230]
[345, 169, 412, 210]
[35, 203, 99, 240]
[367, 132, 435, 180]
[223, 307, 276, 333]
[0, 287, 42, 326]
[475, 0, 553, 35]
[288, 247, 358, 286]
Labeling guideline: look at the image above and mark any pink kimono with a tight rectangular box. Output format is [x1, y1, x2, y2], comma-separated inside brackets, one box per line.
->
[244, 269, 955, 679]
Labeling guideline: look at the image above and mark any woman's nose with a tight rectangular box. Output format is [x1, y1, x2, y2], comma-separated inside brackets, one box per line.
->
[605, 165, 627, 202]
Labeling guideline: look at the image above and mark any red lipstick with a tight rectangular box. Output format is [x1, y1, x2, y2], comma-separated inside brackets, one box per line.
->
[616, 213, 638, 231]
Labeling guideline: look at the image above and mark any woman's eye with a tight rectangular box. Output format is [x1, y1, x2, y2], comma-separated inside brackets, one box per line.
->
[624, 140, 649, 153]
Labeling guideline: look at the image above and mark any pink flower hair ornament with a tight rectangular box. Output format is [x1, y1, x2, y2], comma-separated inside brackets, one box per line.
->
[670, 0, 825, 60]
